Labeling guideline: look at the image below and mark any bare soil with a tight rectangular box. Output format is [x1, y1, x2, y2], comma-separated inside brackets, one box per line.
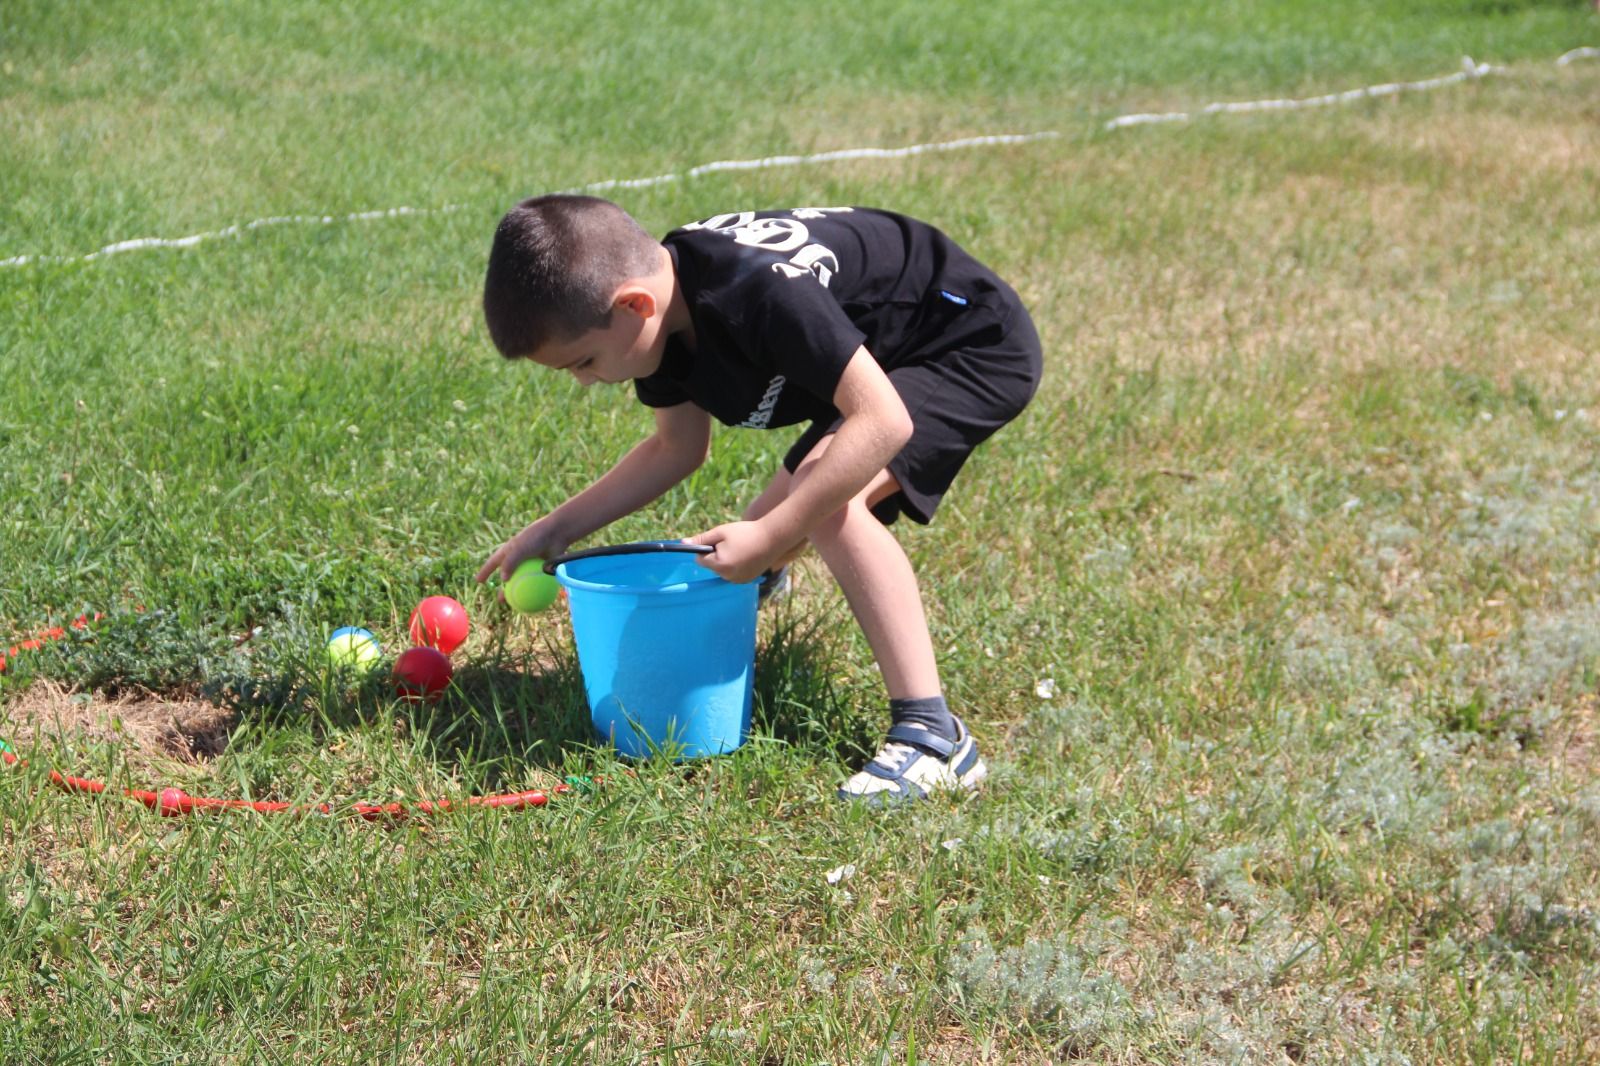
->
[0, 679, 237, 770]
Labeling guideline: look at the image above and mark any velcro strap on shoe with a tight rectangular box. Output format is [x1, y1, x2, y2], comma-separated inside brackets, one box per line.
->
[885, 723, 955, 760]
[864, 758, 910, 781]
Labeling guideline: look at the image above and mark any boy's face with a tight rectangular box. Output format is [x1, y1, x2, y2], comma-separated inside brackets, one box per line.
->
[530, 291, 665, 387]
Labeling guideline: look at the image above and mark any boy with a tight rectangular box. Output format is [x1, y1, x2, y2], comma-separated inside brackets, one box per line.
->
[476, 196, 1041, 803]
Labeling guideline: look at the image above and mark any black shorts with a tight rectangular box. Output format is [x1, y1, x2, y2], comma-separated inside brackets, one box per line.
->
[782, 305, 1042, 525]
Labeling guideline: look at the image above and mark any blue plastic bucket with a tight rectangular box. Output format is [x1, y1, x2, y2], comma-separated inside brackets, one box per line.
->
[552, 546, 758, 759]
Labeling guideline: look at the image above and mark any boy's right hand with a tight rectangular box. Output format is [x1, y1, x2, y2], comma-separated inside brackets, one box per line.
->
[476, 519, 570, 586]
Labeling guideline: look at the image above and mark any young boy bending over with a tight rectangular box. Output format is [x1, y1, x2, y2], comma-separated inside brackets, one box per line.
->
[476, 196, 1041, 803]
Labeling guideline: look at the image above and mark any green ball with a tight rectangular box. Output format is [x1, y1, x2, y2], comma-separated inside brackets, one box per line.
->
[327, 627, 382, 675]
[505, 560, 560, 613]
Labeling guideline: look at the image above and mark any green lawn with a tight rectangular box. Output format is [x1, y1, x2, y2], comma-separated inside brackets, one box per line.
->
[3, 1, 1600, 1061]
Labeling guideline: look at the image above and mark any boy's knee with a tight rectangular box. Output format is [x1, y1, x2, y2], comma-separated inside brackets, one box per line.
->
[785, 447, 901, 548]
[809, 497, 877, 549]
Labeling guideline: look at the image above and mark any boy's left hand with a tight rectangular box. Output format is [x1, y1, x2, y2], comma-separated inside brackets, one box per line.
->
[684, 521, 779, 585]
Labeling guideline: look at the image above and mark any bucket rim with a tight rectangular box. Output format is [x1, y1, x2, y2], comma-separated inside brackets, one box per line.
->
[543, 540, 711, 576]
[552, 541, 731, 596]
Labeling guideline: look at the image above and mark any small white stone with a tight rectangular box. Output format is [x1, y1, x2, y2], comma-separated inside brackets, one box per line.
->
[1035, 677, 1056, 700]
[825, 864, 856, 885]
[941, 838, 963, 851]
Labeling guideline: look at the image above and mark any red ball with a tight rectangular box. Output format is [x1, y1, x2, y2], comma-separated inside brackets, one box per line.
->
[158, 787, 187, 817]
[393, 646, 454, 703]
[408, 595, 469, 655]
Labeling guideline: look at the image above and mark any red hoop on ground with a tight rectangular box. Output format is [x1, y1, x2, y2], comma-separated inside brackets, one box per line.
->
[0, 610, 595, 820]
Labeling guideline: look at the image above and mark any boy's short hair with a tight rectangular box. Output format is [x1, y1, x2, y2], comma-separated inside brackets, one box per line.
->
[482, 195, 661, 359]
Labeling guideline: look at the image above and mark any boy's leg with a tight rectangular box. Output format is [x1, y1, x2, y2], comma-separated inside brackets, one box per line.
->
[786, 438, 984, 802]
[741, 462, 902, 581]
[781, 309, 1037, 801]
[780, 435, 942, 701]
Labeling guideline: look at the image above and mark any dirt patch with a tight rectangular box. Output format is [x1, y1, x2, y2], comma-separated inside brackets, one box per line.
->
[1, 680, 237, 768]
[1555, 693, 1600, 782]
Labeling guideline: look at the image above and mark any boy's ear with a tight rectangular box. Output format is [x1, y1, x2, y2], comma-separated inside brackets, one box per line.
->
[613, 285, 657, 319]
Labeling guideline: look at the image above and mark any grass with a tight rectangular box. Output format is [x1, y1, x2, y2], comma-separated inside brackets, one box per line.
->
[4, 0, 1600, 1061]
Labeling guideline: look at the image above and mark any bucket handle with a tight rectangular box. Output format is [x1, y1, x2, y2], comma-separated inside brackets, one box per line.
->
[542, 540, 712, 576]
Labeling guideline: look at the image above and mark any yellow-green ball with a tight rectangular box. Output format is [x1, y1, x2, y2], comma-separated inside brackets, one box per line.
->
[327, 627, 382, 675]
[505, 560, 560, 613]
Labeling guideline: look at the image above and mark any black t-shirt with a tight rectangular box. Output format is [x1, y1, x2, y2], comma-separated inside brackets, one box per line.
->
[634, 207, 1017, 429]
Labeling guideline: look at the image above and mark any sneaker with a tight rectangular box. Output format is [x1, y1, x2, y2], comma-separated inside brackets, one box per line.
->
[836, 716, 987, 804]
[757, 564, 791, 607]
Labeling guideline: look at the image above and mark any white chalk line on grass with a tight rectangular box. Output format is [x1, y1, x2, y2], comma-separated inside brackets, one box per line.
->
[568, 132, 1065, 195]
[4, 47, 1595, 270]
[1, 205, 466, 269]
[1105, 56, 1496, 129]
[0, 133, 1066, 267]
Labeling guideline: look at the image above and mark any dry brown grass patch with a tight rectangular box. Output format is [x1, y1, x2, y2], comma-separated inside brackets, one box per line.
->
[1, 679, 237, 772]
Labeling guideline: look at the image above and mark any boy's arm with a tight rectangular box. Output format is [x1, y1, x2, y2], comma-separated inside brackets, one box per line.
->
[476, 402, 712, 583]
[687, 347, 911, 583]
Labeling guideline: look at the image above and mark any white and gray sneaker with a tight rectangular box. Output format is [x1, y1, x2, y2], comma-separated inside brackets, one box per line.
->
[836, 716, 987, 804]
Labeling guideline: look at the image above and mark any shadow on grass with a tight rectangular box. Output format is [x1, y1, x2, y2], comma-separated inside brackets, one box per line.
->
[6, 602, 875, 786]
[411, 656, 598, 779]
[408, 610, 873, 782]
[295, 652, 602, 787]
[750, 609, 877, 765]
[146, 646, 604, 790]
